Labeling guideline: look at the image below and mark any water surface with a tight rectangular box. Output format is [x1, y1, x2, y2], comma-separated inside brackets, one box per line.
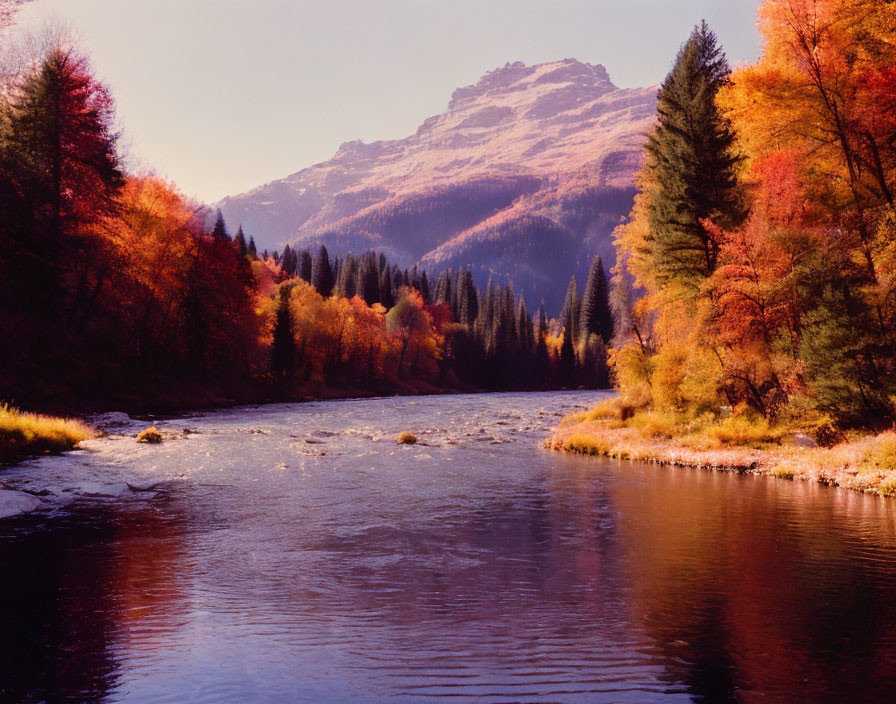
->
[2, 391, 896, 702]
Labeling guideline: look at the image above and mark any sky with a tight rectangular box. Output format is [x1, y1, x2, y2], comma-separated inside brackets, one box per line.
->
[13, 0, 763, 203]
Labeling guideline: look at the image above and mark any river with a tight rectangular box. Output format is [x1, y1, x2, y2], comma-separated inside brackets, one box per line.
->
[1, 391, 896, 702]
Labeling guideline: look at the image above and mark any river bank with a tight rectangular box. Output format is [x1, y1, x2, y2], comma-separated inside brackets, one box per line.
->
[548, 410, 896, 497]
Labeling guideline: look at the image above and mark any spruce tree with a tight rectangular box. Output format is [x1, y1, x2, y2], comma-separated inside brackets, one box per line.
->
[580, 255, 614, 344]
[336, 254, 358, 299]
[270, 286, 297, 379]
[299, 249, 313, 282]
[379, 268, 395, 309]
[560, 276, 579, 347]
[359, 257, 380, 304]
[211, 210, 230, 241]
[419, 271, 431, 304]
[312, 245, 334, 297]
[234, 226, 248, 257]
[248, 236, 258, 260]
[644, 20, 741, 288]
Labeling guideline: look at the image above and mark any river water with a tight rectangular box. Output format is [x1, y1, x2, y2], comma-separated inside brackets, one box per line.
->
[1, 391, 896, 703]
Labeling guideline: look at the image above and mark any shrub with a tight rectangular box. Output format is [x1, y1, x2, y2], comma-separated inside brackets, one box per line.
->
[136, 426, 163, 444]
[629, 410, 680, 438]
[397, 431, 417, 445]
[707, 414, 780, 447]
[860, 433, 896, 472]
[0, 404, 92, 462]
[561, 432, 612, 456]
[584, 397, 624, 422]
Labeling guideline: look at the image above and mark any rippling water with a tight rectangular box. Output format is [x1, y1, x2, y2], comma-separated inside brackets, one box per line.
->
[2, 391, 896, 702]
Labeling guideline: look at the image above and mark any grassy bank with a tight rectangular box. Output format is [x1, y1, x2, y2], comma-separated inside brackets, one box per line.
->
[548, 400, 896, 497]
[0, 405, 93, 465]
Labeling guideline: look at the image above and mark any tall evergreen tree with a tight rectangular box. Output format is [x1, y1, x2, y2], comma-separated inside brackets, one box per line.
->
[5, 46, 123, 314]
[270, 286, 297, 379]
[560, 276, 579, 346]
[298, 249, 313, 282]
[234, 226, 248, 257]
[336, 255, 359, 298]
[419, 271, 431, 304]
[644, 20, 741, 288]
[248, 236, 258, 260]
[580, 255, 614, 344]
[211, 210, 229, 241]
[312, 245, 334, 297]
[358, 257, 380, 304]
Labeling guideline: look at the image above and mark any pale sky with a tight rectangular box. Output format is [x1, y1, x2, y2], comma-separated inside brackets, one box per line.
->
[14, 0, 762, 203]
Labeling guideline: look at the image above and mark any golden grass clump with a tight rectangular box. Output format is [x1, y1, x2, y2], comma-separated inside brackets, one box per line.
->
[629, 410, 680, 438]
[0, 404, 92, 462]
[859, 432, 896, 473]
[136, 426, 163, 444]
[396, 431, 417, 445]
[560, 432, 612, 456]
[706, 414, 780, 447]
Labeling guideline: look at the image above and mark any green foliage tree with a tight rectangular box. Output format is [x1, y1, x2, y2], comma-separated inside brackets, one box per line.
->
[312, 245, 334, 296]
[580, 255, 614, 344]
[644, 20, 741, 289]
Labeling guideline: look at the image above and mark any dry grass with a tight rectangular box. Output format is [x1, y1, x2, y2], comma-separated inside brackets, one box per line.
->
[397, 431, 418, 445]
[549, 405, 896, 498]
[136, 426, 163, 444]
[0, 404, 93, 463]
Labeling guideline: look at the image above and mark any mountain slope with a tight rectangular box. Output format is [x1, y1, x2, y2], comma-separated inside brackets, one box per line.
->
[218, 59, 656, 311]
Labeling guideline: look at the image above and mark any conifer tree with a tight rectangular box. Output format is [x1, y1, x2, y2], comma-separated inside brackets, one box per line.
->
[560, 276, 579, 347]
[298, 249, 313, 282]
[312, 245, 334, 297]
[234, 226, 248, 257]
[270, 286, 296, 379]
[644, 20, 741, 288]
[379, 268, 395, 309]
[580, 255, 614, 344]
[336, 254, 358, 299]
[248, 236, 258, 260]
[419, 271, 431, 304]
[359, 257, 380, 304]
[211, 210, 229, 241]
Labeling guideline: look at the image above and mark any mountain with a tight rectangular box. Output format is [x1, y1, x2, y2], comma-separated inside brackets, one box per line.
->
[218, 59, 656, 311]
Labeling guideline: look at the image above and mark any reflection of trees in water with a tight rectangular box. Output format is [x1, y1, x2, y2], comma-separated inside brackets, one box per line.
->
[0, 501, 191, 703]
[611, 466, 896, 702]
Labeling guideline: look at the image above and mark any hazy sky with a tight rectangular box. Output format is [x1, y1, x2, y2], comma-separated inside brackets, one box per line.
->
[14, 0, 762, 203]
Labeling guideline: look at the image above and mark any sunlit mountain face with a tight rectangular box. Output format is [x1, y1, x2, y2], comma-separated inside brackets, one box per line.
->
[218, 59, 655, 311]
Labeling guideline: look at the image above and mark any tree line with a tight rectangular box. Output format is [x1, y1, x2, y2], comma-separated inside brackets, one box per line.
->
[0, 28, 613, 407]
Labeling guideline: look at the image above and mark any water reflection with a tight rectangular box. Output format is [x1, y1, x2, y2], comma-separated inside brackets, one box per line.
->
[1, 392, 896, 702]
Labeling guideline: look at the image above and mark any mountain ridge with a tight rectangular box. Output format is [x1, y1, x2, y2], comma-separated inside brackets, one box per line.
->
[218, 58, 656, 310]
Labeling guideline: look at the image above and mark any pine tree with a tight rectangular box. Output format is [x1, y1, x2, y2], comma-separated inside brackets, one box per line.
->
[270, 286, 297, 379]
[560, 276, 579, 347]
[312, 245, 334, 296]
[358, 257, 380, 304]
[560, 280, 578, 383]
[211, 210, 229, 241]
[458, 269, 478, 328]
[280, 245, 298, 278]
[234, 226, 248, 257]
[580, 255, 614, 345]
[644, 20, 741, 288]
[379, 267, 395, 309]
[7, 46, 123, 314]
[298, 249, 313, 282]
[419, 271, 431, 304]
[336, 255, 358, 298]
[248, 236, 258, 260]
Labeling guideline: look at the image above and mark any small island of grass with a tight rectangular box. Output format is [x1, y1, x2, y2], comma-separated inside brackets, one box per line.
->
[0, 405, 93, 465]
